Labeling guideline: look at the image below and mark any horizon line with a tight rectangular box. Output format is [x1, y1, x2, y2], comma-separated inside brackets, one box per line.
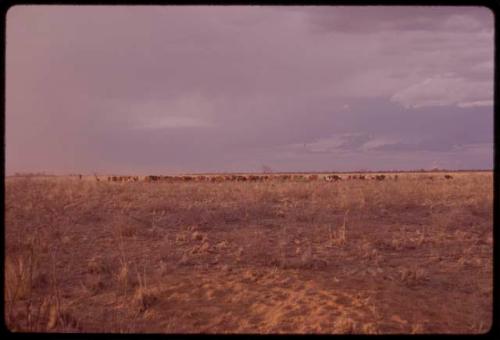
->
[5, 168, 494, 177]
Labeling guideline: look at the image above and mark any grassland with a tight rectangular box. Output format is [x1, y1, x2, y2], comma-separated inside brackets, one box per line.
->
[4, 171, 493, 333]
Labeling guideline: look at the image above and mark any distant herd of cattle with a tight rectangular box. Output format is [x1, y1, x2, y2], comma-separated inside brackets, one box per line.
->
[93, 173, 454, 182]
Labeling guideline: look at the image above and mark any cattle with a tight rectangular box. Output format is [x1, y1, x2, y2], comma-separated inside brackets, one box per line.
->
[114, 176, 133, 182]
[375, 175, 386, 181]
[394, 175, 398, 181]
[308, 174, 319, 181]
[359, 175, 365, 180]
[444, 174, 453, 180]
[145, 175, 160, 182]
[325, 175, 342, 182]
[115, 176, 129, 182]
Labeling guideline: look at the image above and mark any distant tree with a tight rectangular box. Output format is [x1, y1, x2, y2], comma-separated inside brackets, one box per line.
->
[261, 165, 273, 174]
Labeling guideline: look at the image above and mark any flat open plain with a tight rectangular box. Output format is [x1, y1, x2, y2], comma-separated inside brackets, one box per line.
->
[4, 171, 493, 333]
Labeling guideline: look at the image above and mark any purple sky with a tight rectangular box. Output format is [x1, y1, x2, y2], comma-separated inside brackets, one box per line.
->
[6, 6, 494, 175]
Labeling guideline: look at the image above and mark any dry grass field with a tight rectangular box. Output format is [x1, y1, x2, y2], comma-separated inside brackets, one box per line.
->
[4, 171, 493, 333]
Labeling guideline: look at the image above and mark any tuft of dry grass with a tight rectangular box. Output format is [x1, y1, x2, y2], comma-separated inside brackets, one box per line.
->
[333, 316, 356, 333]
[398, 266, 429, 287]
[330, 210, 349, 246]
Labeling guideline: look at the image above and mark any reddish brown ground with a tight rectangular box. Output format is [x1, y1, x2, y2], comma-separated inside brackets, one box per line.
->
[5, 171, 493, 333]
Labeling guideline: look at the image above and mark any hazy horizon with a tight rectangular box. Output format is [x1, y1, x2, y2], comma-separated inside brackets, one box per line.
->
[5, 168, 494, 177]
[6, 6, 494, 176]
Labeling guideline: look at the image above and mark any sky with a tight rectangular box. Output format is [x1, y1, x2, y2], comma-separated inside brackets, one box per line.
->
[6, 5, 494, 175]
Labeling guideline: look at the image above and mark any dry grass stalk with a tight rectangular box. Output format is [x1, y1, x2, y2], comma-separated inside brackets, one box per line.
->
[133, 265, 158, 314]
[330, 210, 349, 246]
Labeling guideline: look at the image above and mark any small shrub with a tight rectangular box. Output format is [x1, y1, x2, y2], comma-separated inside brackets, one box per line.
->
[399, 266, 428, 286]
[133, 287, 159, 313]
[334, 316, 356, 334]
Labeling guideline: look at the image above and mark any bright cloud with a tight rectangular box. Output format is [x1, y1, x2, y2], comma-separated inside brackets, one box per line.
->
[138, 116, 214, 129]
[390, 74, 493, 109]
[360, 137, 399, 151]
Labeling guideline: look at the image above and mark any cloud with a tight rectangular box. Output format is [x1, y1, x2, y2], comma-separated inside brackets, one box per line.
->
[275, 133, 365, 154]
[457, 100, 494, 108]
[104, 92, 217, 130]
[360, 137, 399, 151]
[302, 6, 493, 34]
[281, 133, 405, 154]
[137, 116, 214, 129]
[390, 74, 493, 109]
